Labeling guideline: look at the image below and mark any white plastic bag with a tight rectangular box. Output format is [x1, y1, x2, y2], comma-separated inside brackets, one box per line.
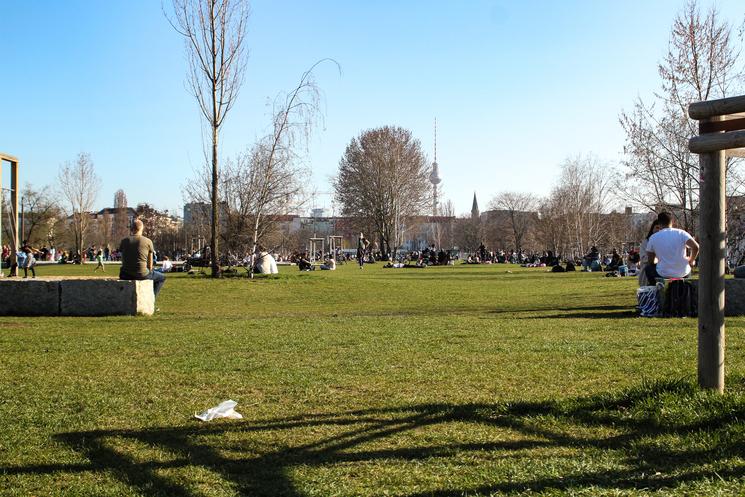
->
[195, 400, 243, 422]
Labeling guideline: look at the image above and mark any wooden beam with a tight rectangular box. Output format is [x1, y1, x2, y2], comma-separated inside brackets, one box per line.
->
[690, 95, 745, 120]
[700, 117, 745, 133]
[726, 148, 745, 158]
[0, 152, 19, 163]
[689, 130, 745, 154]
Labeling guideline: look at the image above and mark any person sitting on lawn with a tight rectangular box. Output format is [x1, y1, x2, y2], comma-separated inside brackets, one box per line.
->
[297, 252, 313, 271]
[582, 246, 600, 271]
[158, 256, 173, 273]
[639, 219, 660, 286]
[644, 211, 699, 283]
[254, 246, 279, 274]
[119, 219, 165, 300]
[606, 249, 623, 271]
[320, 255, 336, 270]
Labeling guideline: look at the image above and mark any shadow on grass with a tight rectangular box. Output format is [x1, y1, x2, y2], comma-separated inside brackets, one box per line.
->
[4, 379, 745, 496]
[488, 304, 639, 319]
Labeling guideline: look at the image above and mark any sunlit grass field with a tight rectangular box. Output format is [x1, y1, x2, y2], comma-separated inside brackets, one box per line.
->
[2, 261, 745, 496]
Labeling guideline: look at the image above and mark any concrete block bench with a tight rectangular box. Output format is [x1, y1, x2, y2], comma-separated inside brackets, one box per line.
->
[688, 278, 745, 317]
[0, 278, 154, 316]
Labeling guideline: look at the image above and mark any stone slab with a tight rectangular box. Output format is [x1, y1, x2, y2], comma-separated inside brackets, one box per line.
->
[0, 279, 60, 316]
[690, 278, 745, 316]
[60, 279, 154, 316]
[724, 278, 745, 316]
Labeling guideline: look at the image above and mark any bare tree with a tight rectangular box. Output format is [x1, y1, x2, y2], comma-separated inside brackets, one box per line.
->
[452, 213, 483, 254]
[487, 192, 537, 255]
[535, 195, 568, 257]
[536, 155, 613, 259]
[135, 203, 182, 254]
[58, 153, 101, 255]
[242, 61, 332, 276]
[619, 1, 744, 233]
[184, 61, 332, 273]
[113, 189, 130, 242]
[335, 126, 430, 258]
[168, 0, 250, 277]
[93, 211, 113, 248]
[430, 199, 455, 249]
[6, 184, 63, 248]
[221, 140, 307, 271]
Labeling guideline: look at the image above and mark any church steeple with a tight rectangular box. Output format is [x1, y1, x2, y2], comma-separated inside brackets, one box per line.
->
[471, 192, 479, 219]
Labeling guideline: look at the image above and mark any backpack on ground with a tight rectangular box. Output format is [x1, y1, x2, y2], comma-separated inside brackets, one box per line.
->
[661, 279, 698, 318]
[551, 265, 565, 273]
[637, 286, 660, 317]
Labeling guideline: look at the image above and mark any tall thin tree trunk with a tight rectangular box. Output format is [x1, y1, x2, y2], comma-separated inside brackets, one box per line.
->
[209, 1, 220, 278]
[211, 127, 220, 277]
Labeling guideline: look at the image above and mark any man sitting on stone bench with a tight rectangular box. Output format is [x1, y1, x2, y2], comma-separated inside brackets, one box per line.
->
[119, 219, 165, 302]
[645, 211, 699, 283]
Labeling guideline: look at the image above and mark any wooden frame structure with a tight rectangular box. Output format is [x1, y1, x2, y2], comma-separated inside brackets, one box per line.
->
[0, 153, 19, 277]
[688, 95, 745, 392]
[327, 235, 345, 264]
[308, 237, 325, 263]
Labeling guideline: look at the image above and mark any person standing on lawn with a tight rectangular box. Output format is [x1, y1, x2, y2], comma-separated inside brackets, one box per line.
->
[357, 233, 370, 269]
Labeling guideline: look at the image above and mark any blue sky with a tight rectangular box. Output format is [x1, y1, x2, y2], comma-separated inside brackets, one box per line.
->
[1, 1, 744, 216]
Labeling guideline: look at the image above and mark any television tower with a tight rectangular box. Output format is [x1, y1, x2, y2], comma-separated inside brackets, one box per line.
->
[429, 118, 442, 216]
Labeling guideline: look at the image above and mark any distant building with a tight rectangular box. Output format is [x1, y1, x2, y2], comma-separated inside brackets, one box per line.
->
[183, 202, 210, 225]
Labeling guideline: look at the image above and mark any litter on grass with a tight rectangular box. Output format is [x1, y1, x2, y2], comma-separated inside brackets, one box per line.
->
[195, 400, 243, 422]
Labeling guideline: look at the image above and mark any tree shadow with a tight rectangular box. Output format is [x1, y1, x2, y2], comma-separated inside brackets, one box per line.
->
[4, 379, 745, 496]
[488, 304, 639, 319]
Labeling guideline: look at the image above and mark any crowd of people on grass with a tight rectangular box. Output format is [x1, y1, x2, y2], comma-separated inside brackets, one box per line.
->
[2, 212, 701, 314]
[1, 241, 179, 272]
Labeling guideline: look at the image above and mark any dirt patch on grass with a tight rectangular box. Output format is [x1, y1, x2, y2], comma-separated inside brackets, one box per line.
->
[0, 321, 28, 329]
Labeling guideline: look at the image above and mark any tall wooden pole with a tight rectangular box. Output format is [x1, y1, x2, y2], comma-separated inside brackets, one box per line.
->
[698, 140, 726, 392]
[0, 160, 3, 277]
[10, 160, 19, 277]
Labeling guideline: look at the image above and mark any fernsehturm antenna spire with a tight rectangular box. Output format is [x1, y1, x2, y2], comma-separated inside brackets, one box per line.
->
[429, 118, 442, 216]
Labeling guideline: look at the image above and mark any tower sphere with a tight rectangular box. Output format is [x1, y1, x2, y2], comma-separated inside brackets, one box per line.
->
[430, 161, 442, 185]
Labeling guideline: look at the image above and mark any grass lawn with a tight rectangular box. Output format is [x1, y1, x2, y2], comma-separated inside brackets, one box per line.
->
[2, 262, 745, 496]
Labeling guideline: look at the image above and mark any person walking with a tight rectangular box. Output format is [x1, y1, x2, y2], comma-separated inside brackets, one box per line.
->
[93, 249, 105, 272]
[357, 233, 370, 269]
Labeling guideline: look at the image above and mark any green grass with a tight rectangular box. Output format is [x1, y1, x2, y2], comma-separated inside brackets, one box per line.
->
[2, 262, 745, 496]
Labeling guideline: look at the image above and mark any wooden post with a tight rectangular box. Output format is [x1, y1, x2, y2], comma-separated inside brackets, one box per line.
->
[687, 96, 745, 393]
[0, 159, 2, 277]
[697, 129, 726, 392]
[10, 160, 19, 277]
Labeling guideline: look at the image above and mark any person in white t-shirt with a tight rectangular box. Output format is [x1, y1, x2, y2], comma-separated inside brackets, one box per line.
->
[159, 256, 173, 273]
[320, 255, 336, 270]
[254, 246, 279, 274]
[645, 211, 699, 282]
